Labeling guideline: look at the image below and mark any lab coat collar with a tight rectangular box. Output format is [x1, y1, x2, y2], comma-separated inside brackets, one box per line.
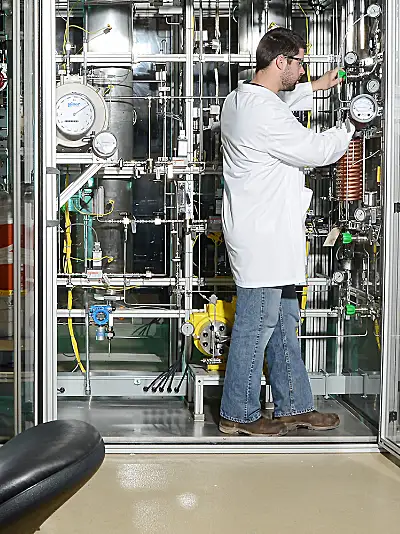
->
[237, 80, 278, 99]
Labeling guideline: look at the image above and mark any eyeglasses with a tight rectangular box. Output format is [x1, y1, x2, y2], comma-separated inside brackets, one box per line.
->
[285, 56, 305, 67]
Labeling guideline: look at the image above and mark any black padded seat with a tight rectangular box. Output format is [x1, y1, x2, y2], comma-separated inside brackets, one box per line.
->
[0, 419, 105, 534]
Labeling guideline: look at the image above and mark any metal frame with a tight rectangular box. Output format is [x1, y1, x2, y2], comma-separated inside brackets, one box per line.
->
[103, 443, 379, 454]
[37, 0, 395, 453]
[379, 0, 400, 454]
[188, 364, 381, 422]
[41, 0, 58, 422]
[12, 0, 22, 435]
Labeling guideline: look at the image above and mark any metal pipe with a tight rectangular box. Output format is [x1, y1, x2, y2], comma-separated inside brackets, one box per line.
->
[84, 295, 91, 395]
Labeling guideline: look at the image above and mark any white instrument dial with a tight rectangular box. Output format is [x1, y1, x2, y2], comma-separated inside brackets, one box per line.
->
[56, 92, 95, 137]
[349, 94, 378, 124]
[344, 51, 358, 66]
[366, 79, 380, 94]
[367, 4, 381, 18]
[92, 131, 118, 158]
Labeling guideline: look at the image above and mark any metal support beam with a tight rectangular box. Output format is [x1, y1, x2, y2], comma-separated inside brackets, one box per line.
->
[55, 53, 338, 66]
[59, 163, 103, 208]
[57, 308, 195, 319]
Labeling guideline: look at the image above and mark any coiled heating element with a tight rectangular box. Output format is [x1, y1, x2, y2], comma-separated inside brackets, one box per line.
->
[336, 139, 364, 201]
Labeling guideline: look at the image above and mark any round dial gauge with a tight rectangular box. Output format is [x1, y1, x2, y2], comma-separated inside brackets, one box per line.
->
[367, 4, 381, 18]
[366, 79, 380, 94]
[344, 51, 358, 66]
[181, 322, 195, 337]
[349, 94, 378, 124]
[354, 207, 367, 222]
[56, 92, 95, 137]
[92, 131, 118, 158]
[332, 271, 345, 284]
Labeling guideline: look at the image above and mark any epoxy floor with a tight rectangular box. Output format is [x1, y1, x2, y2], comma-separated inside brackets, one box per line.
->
[41, 453, 400, 534]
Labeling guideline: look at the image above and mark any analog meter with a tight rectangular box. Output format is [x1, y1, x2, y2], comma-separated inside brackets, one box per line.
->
[56, 93, 95, 137]
[181, 322, 195, 337]
[367, 4, 381, 18]
[344, 51, 358, 66]
[354, 207, 368, 222]
[349, 94, 378, 124]
[56, 79, 109, 148]
[366, 79, 380, 94]
[92, 131, 118, 158]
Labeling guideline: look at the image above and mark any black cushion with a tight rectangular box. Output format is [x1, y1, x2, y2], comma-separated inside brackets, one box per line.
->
[0, 419, 105, 533]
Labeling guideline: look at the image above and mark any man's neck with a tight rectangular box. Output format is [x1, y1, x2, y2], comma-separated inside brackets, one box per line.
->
[251, 73, 281, 94]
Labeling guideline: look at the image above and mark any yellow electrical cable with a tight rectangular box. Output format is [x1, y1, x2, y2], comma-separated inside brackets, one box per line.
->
[73, 199, 115, 217]
[62, 0, 110, 55]
[71, 256, 114, 263]
[374, 319, 381, 351]
[64, 171, 86, 373]
[68, 24, 110, 34]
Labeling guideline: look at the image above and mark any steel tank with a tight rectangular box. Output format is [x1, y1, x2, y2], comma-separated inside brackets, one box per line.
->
[88, 5, 134, 273]
[238, 1, 288, 80]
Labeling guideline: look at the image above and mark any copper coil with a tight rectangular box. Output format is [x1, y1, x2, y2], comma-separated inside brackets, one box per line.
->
[336, 139, 363, 201]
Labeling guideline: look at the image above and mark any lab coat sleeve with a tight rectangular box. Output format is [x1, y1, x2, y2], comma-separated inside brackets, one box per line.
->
[265, 105, 355, 168]
[278, 82, 313, 111]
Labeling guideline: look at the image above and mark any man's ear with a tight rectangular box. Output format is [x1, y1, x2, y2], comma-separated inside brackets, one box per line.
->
[275, 55, 285, 71]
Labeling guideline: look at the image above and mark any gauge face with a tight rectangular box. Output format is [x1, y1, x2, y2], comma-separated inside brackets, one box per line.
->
[181, 322, 195, 337]
[92, 131, 118, 158]
[350, 94, 378, 123]
[367, 4, 381, 18]
[344, 51, 358, 66]
[332, 271, 345, 284]
[354, 208, 367, 222]
[56, 92, 95, 137]
[366, 79, 380, 94]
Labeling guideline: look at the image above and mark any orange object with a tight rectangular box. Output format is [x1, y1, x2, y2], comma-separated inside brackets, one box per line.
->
[336, 139, 363, 201]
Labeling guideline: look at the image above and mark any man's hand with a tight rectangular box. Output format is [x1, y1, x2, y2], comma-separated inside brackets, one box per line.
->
[312, 68, 341, 91]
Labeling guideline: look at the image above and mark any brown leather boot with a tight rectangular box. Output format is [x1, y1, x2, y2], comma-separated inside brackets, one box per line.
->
[276, 411, 340, 431]
[219, 417, 288, 436]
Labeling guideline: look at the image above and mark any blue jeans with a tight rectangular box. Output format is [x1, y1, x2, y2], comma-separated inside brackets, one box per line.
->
[220, 286, 314, 422]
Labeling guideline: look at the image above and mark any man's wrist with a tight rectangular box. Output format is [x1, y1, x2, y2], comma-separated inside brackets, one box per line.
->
[311, 79, 322, 92]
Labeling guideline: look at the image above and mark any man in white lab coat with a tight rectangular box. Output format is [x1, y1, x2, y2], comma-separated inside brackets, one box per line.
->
[219, 27, 355, 436]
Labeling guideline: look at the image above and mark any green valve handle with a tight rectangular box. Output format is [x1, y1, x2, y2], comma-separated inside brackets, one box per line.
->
[339, 69, 347, 80]
[345, 304, 356, 316]
[342, 231, 353, 244]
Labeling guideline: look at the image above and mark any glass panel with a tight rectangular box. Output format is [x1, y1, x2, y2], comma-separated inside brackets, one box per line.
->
[0, 1, 14, 442]
[20, 0, 37, 431]
[379, 0, 400, 454]
[0, 0, 38, 440]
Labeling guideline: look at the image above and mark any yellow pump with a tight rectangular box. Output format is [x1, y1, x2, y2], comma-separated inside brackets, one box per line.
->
[190, 298, 236, 371]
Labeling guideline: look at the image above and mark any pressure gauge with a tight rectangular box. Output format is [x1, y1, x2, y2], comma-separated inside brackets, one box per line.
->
[92, 131, 118, 158]
[354, 207, 368, 222]
[56, 93, 95, 137]
[349, 94, 378, 124]
[344, 51, 358, 66]
[181, 322, 195, 337]
[366, 79, 380, 94]
[56, 78, 109, 148]
[332, 271, 345, 284]
[367, 4, 381, 18]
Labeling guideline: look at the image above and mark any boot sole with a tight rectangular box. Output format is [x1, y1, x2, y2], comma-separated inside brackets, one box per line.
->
[219, 424, 288, 437]
[285, 422, 340, 432]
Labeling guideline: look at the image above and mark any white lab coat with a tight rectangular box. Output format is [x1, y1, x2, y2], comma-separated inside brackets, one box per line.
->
[221, 81, 355, 288]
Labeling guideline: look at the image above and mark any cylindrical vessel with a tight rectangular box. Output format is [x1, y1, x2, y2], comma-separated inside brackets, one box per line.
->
[336, 139, 363, 201]
[88, 6, 133, 273]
